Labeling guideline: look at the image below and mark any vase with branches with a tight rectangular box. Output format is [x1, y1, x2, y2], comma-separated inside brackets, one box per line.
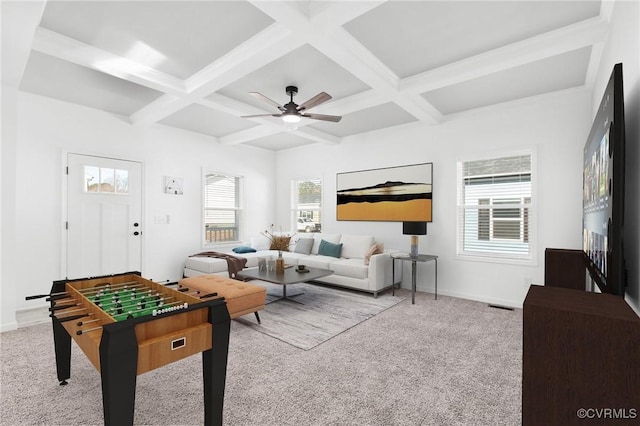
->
[261, 225, 295, 256]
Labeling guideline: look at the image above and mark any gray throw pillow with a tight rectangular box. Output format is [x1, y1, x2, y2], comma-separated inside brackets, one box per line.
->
[294, 238, 314, 255]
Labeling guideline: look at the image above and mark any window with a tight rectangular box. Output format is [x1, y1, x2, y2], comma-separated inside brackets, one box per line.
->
[203, 172, 242, 244]
[292, 178, 322, 233]
[457, 153, 533, 261]
[84, 166, 129, 194]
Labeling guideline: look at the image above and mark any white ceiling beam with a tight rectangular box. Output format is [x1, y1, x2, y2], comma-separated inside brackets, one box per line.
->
[220, 120, 339, 146]
[218, 123, 284, 146]
[220, 1, 398, 144]
[248, 1, 312, 34]
[584, 2, 616, 90]
[312, 27, 442, 124]
[196, 93, 269, 117]
[294, 126, 341, 145]
[312, 89, 388, 116]
[220, 0, 440, 145]
[400, 16, 610, 94]
[130, 23, 303, 125]
[1, 0, 46, 87]
[184, 23, 300, 93]
[270, 0, 441, 124]
[31, 27, 186, 95]
[310, 1, 387, 28]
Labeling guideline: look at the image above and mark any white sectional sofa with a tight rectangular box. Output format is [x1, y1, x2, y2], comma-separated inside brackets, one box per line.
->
[183, 233, 398, 297]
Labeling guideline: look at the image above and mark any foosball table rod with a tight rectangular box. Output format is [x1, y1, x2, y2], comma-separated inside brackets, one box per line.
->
[80, 280, 139, 290]
[25, 291, 67, 301]
[49, 302, 82, 312]
[78, 283, 148, 297]
[77, 317, 100, 326]
[57, 313, 93, 323]
[50, 307, 88, 317]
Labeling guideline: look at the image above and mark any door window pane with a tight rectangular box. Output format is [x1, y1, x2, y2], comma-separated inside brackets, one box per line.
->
[84, 166, 129, 194]
[85, 166, 100, 192]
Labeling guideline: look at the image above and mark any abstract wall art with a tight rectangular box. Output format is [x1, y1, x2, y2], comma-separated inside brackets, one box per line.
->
[336, 163, 433, 222]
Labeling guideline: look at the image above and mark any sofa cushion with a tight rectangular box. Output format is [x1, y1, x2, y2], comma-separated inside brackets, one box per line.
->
[318, 239, 342, 258]
[312, 233, 341, 254]
[293, 237, 314, 255]
[330, 258, 369, 280]
[282, 252, 308, 264]
[184, 256, 228, 274]
[299, 255, 337, 270]
[340, 235, 374, 259]
[236, 251, 277, 267]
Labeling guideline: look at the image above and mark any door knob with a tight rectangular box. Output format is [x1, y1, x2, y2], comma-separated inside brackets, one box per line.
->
[133, 223, 139, 227]
[133, 231, 140, 236]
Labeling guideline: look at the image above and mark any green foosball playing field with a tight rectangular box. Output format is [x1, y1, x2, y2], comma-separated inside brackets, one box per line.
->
[85, 285, 186, 321]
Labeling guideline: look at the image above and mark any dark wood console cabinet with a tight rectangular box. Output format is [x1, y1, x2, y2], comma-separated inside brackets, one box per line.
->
[544, 248, 586, 290]
[523, 286, 640, 425]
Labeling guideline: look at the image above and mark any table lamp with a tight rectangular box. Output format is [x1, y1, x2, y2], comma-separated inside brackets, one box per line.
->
[403, 221, 427, 257]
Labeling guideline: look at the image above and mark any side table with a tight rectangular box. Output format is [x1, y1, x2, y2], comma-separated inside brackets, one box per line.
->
[391, 253, 438, 304]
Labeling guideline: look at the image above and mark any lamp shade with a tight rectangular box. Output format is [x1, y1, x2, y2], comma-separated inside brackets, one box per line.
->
[403, 221, 427, 235]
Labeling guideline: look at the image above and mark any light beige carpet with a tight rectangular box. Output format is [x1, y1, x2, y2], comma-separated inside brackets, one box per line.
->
[0, 289, 522, 425]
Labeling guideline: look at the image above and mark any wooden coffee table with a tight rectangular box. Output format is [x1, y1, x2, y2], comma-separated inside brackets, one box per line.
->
[237, 266, 333, 304]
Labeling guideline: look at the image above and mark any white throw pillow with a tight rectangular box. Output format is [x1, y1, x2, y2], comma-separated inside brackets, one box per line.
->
[340, 235, 374, 259]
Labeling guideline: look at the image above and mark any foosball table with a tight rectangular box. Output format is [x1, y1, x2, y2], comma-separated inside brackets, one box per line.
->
[28, 272, 231, 426]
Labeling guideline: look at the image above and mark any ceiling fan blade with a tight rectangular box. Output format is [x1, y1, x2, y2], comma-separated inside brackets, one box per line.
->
[297, 92, 331, 112]
[241, 113, 283, 119]
[249, 92, 285, 112]
[301, 113, 342, 122]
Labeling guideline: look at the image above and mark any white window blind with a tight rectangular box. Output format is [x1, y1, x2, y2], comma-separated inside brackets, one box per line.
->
[292, 178, 322, 233]
[203, 172, 241, 244]
[457, 154, 533, 260]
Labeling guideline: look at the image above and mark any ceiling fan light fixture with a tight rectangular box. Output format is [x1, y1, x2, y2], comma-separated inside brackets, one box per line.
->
[282, 113, 301, 123]
[242, 86, 341, 125]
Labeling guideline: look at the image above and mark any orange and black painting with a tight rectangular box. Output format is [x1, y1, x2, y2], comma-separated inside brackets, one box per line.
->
[336, 163, 432, 222]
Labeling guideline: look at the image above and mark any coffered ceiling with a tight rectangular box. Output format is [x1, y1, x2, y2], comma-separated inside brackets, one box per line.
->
[3, 1, 610, 151]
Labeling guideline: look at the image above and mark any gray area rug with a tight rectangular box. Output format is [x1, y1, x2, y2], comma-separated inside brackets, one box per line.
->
[238, 281, 404, 350]
[0, 289, 522, 425]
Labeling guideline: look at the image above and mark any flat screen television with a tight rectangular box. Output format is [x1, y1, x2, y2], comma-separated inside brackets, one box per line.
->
[582, 63, 626, 296]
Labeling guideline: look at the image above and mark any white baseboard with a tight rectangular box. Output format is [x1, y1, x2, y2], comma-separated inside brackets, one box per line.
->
[0, 321, 18, 333]
[398, 283, 523, 309]
[15, 305, 49, 328]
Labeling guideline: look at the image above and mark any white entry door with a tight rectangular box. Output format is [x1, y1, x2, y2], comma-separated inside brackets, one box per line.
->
[66, 154, 142, 278]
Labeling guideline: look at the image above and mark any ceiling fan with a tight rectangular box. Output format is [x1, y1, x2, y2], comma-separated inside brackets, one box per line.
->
[242, 86, 342, 124]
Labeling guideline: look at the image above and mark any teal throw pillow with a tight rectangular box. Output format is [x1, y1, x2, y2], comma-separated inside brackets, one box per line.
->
[232, 246, 257, 254]
[318, 239, 342, 258]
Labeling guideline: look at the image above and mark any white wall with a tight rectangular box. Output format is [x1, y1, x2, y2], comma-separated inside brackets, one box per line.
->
[590, 0, 640, 313]
[276, 89, 591, 308]
[1, 92, 275, 330]
[1, 84, 19, 331]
